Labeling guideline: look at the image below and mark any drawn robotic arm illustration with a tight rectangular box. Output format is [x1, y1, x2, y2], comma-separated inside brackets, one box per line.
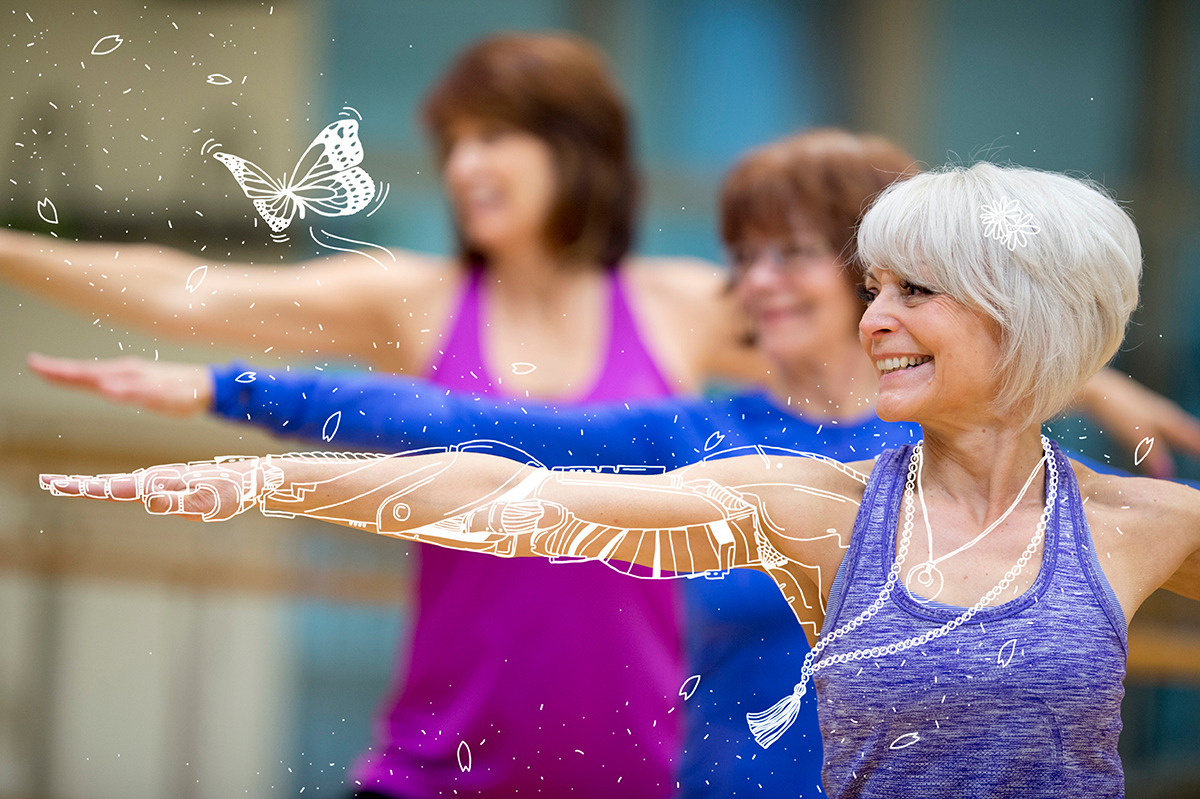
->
[40, 450, 784, 579]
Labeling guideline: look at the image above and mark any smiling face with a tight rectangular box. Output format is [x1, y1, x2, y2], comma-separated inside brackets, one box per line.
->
[732, 220, 864, 364]
[443, 118, 558, 256]
[858, 268, 1005, 428]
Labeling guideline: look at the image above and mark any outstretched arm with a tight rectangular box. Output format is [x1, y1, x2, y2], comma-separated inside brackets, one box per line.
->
[39, 449, 858, 583]
[29, 353, 726, 466]
[1, 229, 450, 369]
[207, 361, 723, 465]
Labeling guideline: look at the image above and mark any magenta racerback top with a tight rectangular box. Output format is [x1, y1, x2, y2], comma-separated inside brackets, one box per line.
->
[349, 267, 684, 798]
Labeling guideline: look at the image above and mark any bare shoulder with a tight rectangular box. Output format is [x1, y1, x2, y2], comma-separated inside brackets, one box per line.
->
[622, 256, 726, 306]
[1072, 459, 1200, 614]
[620, 256, 748, 388]
[281, 251, 465, 370]
[1073, 459, 1200, 521]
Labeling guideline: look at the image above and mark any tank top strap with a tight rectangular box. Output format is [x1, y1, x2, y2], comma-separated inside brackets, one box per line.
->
[821, 446, 913, 633]
[583, 268, 674, 402]
[1050, 440, 1130, 646]
[426, 267, 497, 392]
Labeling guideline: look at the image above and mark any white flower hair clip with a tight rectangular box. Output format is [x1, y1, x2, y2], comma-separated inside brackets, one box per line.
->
[980, 196, 1041, 250]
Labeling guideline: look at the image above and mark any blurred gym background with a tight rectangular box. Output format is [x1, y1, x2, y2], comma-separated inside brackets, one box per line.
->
[0, 1, 1197, 797]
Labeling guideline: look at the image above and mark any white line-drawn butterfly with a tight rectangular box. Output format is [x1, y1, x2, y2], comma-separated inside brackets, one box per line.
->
[211, 119, 376, 233]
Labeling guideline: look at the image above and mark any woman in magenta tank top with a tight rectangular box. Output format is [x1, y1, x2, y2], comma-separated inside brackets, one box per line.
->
[342, 35, 760, 798]
[358, 267, 679, 798]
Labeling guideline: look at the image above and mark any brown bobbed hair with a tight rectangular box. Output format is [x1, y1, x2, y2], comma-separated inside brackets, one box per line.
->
[422, 33, 637, 268]
[720, 128, 921, 271]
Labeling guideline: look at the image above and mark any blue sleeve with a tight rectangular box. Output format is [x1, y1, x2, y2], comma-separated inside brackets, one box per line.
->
[210, 362, 720, 470]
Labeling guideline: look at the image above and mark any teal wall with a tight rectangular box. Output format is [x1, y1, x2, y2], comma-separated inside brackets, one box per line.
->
[314, 0, 830, 262]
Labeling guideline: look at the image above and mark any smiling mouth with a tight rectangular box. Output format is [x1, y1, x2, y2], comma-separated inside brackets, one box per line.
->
[876, 355, 932, 375]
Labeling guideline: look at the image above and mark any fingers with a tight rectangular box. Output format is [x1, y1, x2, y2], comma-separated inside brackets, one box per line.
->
[39, 469, 224, 519]
[39, 470, 146, 500]
[41, 461, 260, 522]
[144, 485, 220, 518]
[29, 353, 146, 402]
[28, 352, 109, 388]
[39, 465, 189, 501]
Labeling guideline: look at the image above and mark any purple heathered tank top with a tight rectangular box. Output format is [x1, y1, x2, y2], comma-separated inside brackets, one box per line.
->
[815, 442, 1128, 798]
[349, 267, 684, 798]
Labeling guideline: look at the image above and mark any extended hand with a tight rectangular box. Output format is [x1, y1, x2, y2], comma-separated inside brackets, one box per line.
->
[28, 353, 212, 418]
[40, 457, 284, 521]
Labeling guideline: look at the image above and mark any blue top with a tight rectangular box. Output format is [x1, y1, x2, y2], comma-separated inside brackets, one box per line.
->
[817, 443, 1127, 798]
[212, 363, 920, 797]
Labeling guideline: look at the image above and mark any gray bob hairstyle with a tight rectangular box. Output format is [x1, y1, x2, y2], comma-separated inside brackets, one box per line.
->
[857, 162, 1142, 425]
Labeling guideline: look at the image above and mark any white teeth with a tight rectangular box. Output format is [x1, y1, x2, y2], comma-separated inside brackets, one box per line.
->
[875, 355, 930, 374]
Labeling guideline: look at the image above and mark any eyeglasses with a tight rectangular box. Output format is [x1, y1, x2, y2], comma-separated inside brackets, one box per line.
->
[728, 241, 834, 282]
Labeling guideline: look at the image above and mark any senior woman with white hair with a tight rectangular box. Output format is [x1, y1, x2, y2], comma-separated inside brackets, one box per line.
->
[42, 162, 1200, 798]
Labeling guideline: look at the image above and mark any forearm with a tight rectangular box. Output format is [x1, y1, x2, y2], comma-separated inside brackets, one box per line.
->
[270, 451, 766, 573]
[259, 450, 540, 547]
[210, 363, 715, 467]
[211, 364, 496, 451]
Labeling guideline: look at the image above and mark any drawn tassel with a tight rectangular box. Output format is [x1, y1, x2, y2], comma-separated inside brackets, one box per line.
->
[746, 682, 807, 748]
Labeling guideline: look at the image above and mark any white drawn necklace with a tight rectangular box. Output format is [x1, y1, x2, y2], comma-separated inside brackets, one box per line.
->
[905, 440, 1051, 601]
[747, 436, 1059, 748]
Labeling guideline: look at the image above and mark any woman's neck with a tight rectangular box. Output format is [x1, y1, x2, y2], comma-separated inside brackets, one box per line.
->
[482, 241, 598, 301]
[918, 421, 1048, 525]
[768, 337, 880, 423]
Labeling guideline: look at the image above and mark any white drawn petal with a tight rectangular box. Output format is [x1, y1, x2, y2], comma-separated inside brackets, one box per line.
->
[37, 197, 59, 225]
[91, 35, 123, 56]
[185, 264, 208, 293]
[322, 411, 342, 442]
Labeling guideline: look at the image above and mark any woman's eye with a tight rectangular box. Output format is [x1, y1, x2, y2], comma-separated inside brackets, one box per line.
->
[728, 249, 754, 273]
[780, 244, 823, 261]
[479, 123, 516, 143]
[900, 280, 934, 297]
[854, 283, 876, 303]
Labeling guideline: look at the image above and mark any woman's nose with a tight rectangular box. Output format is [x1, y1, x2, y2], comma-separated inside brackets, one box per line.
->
[858, 295, 897, 339]
[445, 138, 484, 179]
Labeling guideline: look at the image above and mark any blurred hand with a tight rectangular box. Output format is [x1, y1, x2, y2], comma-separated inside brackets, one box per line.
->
[40, 457, 283, 522]
[1077, 369, 1200, 478]
[28, 352, 212, 418]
